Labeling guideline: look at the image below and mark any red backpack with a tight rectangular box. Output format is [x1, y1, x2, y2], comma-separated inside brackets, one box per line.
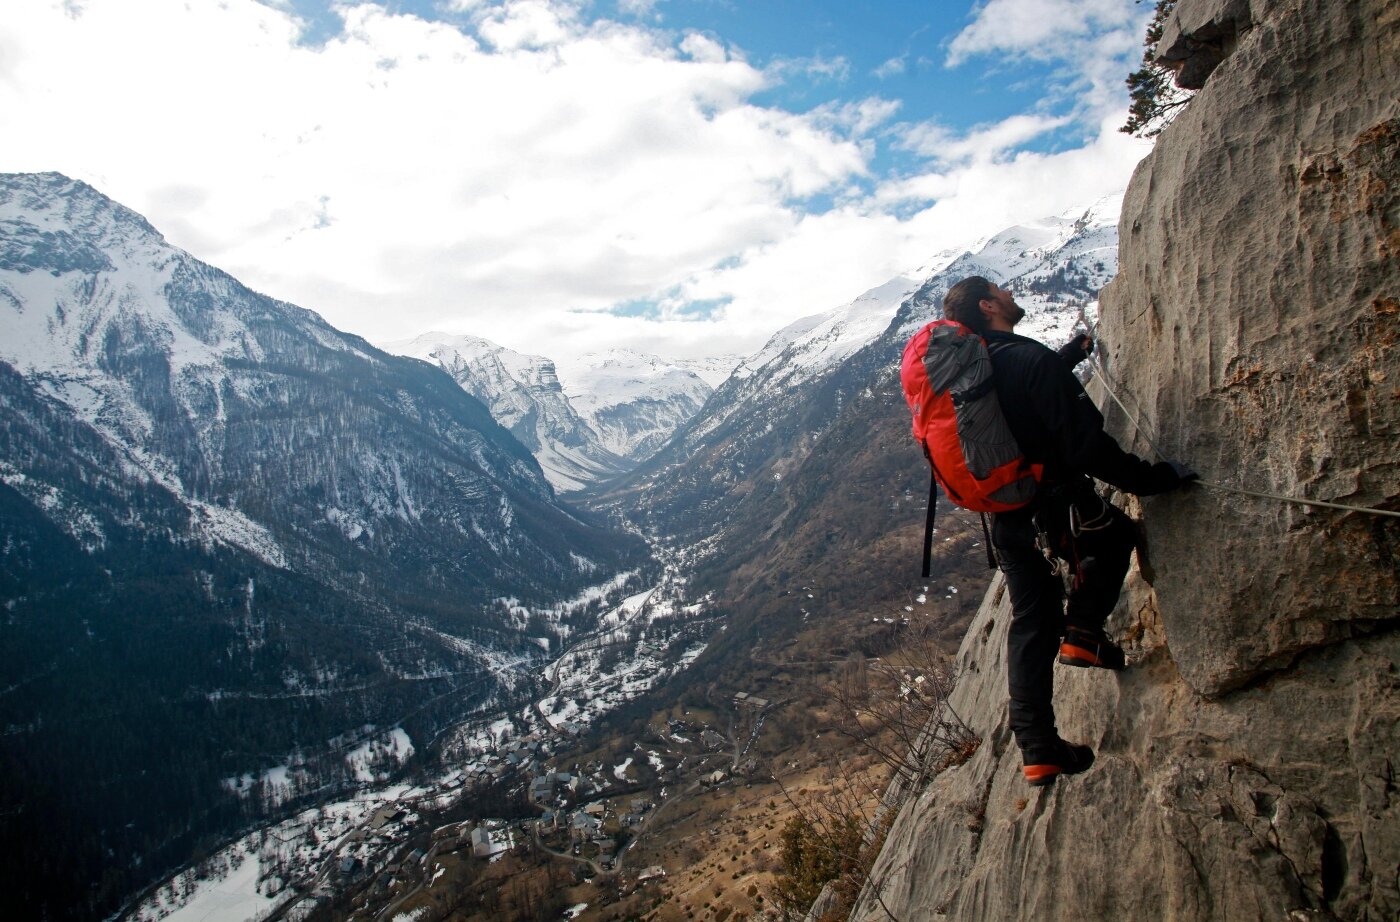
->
[900, 319, 1041, 575]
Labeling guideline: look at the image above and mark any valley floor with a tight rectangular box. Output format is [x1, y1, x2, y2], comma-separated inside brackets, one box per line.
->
[131, 507, 989, 922]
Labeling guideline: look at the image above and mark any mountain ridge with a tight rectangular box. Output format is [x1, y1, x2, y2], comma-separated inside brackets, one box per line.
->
[0, 171, 650, 920]
[382, 332, 719, 492]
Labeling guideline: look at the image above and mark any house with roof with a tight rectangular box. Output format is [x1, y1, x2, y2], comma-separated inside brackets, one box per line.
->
[571, 813, 602, 842]
[369, 806, 405, 830]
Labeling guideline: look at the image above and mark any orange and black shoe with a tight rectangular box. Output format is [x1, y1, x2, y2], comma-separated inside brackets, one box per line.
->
[1058, 626, 1126, 670]
[1021, 740, 1095, 787]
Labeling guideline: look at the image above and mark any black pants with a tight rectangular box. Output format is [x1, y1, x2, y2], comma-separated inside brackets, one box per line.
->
[991, 484, 1136, 751]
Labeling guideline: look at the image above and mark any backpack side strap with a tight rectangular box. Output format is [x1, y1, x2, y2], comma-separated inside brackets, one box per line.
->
[922, 464, 938, 579]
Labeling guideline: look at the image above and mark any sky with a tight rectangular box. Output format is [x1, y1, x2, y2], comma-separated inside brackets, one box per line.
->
[1, 0, 1156, 362]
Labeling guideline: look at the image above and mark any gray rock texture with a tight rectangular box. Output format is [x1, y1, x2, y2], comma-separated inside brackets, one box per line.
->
[850, 1, 1399, 920]
[1157, 0, 1255, 89]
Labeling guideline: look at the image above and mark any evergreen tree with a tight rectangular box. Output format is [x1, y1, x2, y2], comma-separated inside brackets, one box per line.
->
[1122, 0, 1194, 137]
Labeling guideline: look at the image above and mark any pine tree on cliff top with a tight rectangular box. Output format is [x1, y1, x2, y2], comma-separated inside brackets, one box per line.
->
[1123, 0, 1195, 137]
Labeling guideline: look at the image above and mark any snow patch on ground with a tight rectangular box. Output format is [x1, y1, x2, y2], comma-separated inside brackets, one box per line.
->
[345, 728, 414, 784]
[132, 789, 401, 922]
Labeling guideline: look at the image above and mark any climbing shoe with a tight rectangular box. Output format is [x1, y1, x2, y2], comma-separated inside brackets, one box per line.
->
[1021, 740, 1095, 787]
[1058, 626, 1126, 670]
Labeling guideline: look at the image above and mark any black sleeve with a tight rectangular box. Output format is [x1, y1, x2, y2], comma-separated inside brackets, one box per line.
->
[1057, 334, 1092, 368]
[1025, 350, 1179, 495]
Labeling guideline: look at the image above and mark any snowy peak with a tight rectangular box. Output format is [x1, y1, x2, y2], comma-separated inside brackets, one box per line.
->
[381, 331, 627, 493]
[721, 224, 1034, 392]
[731, 271, 923, 386]
[385, 334, 725, 487]
[0, 170, 638, 590]
[652, 194, 1125, 487]
[386, 332, 566, 433]
[890, 195, 1123, 345]
[1, 171, 162, 262]
[556, 348, 707, 412]
[554, 349, 717, 463]
[671, 354, 743, 389]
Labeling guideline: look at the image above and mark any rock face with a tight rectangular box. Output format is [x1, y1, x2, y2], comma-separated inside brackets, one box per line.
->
[850, 3, 1399, 921]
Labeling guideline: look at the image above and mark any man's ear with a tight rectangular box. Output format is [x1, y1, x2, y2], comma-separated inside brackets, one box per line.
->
[977, 298, 997, 322]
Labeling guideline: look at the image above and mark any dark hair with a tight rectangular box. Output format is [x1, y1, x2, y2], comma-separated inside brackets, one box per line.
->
[942, 276, 993, 333]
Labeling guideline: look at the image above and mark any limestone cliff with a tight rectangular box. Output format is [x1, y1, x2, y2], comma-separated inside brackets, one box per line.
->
[850, 2, 1399, 920]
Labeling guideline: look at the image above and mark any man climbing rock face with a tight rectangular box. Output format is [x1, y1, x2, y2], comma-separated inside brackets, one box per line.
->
[939, 275, 1197, 786]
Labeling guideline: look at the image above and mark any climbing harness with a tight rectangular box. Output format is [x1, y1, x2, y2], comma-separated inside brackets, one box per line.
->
[1083, 350, 1400, 521]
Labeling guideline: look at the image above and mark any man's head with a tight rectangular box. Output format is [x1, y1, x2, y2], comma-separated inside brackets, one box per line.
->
[943, 276, 1024, 334]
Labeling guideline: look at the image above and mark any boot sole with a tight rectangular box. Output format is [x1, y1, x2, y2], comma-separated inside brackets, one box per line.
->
[1058, 643, 1124, 670]
[1023, 765, 1061, 786]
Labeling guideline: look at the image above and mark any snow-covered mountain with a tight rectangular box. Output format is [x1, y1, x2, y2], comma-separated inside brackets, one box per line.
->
[556, 349, 716, 462]
[383, 335, 724, 489]
[671, 354, 744, 388]
[669, 195, 1119, 461]
[609, 194, 1123, 558]
[583, 199, 1126, 789]
[0, 172, 648, 918]
[381, 332, 632, 492]
[890, 192, 1122, 343]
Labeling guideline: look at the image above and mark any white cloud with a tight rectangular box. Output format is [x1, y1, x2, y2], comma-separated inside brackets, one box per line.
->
[946, 0, 1138, 66]
[898, 113, 1072, 165]
[810, 98, 902, 138]
[764, 54, 851, 85]
[643, 113, 1150, 356]
[1, 0, 1154, 363]
[617, 0, 660, 17]
[1, 0, 873, 357]
[876, 114, 1150, 223]
[946, 0, 1148, 124]
[873, 55, 907, 79]
[475, 0, 581, 50]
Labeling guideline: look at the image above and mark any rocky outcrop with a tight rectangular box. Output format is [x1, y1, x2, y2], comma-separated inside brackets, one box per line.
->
[851, 2, 1398, 920]
[1157, 0, 1254, 89]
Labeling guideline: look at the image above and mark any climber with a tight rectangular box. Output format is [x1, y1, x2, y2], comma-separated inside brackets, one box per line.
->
[939, 276, 1197, 786]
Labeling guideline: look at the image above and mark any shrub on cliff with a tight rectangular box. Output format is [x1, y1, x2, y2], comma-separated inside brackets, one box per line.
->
[1123, 0, 1194, 136]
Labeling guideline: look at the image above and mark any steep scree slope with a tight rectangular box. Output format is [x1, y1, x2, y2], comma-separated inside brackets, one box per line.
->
[851, 3, 1399, 920]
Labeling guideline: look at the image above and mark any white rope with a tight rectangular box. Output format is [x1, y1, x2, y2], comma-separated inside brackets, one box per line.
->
[1085, 353, 1400, 521]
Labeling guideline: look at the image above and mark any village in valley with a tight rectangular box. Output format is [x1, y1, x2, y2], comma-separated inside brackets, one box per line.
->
[268, 688, 778, 922]
[131, 543, 966, 922]
[130, 559, 799, 922]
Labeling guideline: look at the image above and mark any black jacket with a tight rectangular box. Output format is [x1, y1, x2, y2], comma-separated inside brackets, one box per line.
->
[983, 331, 1179, 496]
